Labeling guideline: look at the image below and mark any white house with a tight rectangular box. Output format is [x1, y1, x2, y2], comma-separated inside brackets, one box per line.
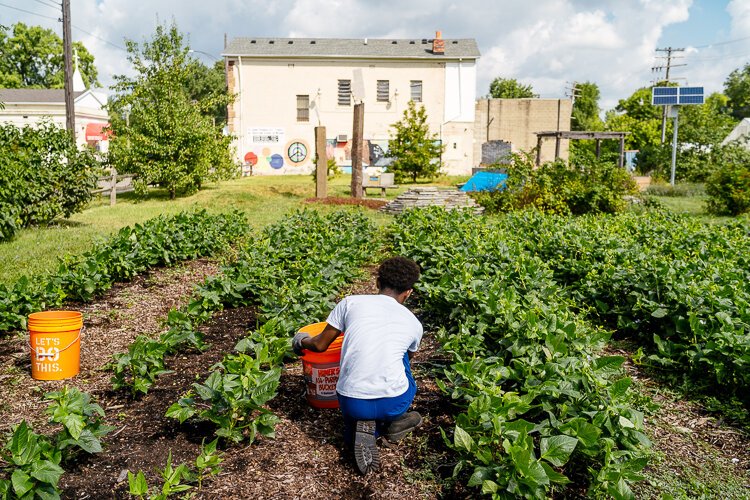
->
[0, 74, 110, 151]
[222, 32, 480, 175]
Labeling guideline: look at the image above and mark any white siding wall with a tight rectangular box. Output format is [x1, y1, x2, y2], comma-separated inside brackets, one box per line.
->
[230, 57, 475, 175]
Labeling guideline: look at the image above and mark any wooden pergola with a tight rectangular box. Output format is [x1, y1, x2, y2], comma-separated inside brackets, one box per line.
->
[534, 131, 630, 167]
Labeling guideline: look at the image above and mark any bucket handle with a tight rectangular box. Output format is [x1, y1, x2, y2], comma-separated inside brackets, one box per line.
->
[28, 326, 84, 360]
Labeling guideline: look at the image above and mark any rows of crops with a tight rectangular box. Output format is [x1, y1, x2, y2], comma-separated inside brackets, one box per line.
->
[494, 210, 750, 404]
[110, 209, 376, 443]
[391, 208, 650, 499]
[0, 210, 248, 334]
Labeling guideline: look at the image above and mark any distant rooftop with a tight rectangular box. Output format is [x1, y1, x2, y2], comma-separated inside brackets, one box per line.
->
[223, 37, 480, 60]
[0, 89, 85, 103]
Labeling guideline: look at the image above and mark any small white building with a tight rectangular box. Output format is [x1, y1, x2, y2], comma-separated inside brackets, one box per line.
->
[722, 118, 750, 148]
[0, 87, 110, 150]
[222, 33, 480, 175]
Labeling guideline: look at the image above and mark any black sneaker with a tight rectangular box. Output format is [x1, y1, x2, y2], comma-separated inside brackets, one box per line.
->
[354, 420, 379, 475]
[384, 412, 423, 443]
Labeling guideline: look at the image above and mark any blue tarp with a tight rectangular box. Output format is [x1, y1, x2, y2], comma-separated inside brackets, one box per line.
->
[459, 171, 508, 192]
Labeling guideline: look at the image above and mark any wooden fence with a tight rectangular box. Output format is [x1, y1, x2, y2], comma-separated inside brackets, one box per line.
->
[92, 168, 136, 206]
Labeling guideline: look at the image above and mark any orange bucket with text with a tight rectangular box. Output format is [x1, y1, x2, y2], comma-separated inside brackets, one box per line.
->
[28, 311, 82, 380]
[300, 322, 344, 409]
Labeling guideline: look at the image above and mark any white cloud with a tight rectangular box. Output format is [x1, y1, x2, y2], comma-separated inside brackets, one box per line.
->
[11, 0, 746, 114]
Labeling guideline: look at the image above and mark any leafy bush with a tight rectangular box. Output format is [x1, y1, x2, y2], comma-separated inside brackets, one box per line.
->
[472, 152, 638, 215]
[0, 210, 248, 334]
[391, 208, 650, 498]
[705, 146, 750, 215]
[0, 122, 100, 241]
[508, 210, 750, 404]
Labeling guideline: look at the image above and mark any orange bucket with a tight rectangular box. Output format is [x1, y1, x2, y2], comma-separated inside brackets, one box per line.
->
[300, 322, 344, 409]
[28, 311, 82, 380]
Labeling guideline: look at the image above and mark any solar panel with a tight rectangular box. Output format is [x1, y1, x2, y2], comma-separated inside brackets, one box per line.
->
[653, 87, 678, 96]
[679, 95, 704, 104]
[652, 86, 704, 106]
[653, 96, 678, 105]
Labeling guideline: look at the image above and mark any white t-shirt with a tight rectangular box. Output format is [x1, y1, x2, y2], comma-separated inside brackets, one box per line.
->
[326, 294, 423, 399]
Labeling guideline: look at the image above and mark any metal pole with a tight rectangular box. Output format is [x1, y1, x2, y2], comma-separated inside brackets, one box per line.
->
[670, 107, 679, 186]
[62, 0, 75, 135]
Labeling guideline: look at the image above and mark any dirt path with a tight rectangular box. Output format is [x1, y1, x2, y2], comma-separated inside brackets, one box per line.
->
[0, 259, 219, 435]
[606, 343, 750, 498]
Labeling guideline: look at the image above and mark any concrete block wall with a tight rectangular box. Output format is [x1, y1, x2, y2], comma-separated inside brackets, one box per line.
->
[474, 98, 573, 165]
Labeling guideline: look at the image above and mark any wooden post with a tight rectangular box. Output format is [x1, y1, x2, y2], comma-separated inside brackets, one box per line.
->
[536, 135, 542, 166]
[315, 126, 328, 199]
[62, 0, 75, 135]
[595, 139, 601, 159]
[110, 168, 117, 206]
[351, 102, 364, 198]
[619, 136, 625, 168]
[554, 133, 561, 160]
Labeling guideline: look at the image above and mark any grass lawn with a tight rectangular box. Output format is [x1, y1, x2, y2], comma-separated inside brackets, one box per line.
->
[0, 174, 468, 285]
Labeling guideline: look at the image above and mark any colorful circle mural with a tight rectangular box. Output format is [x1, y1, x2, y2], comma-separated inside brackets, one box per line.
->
[270, 154, 284, 169]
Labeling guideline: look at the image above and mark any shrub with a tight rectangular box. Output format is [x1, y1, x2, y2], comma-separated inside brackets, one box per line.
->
[705, 146, 750, 215]
[472, 152, 638, 215]
[0, 122, 100, 241]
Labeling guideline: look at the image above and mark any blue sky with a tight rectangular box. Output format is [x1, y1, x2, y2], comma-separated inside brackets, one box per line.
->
[2, 0, 749, 111]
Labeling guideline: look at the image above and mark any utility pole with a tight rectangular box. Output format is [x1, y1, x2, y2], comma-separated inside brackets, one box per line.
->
[652, 47, 686, 144]
[62, 0, 75, 135]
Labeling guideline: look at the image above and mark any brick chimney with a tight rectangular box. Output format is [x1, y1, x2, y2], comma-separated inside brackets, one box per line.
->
[432, 30, 445, 55]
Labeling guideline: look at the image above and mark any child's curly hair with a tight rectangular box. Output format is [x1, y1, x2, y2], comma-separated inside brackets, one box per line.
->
[377, 256, 420, 293]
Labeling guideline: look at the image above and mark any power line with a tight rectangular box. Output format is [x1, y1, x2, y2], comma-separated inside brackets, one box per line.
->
[0, 2, 59, 21]
[72, 24, 126, 51]
[693, 35, 750, 50]
[30, 0, 61, 10]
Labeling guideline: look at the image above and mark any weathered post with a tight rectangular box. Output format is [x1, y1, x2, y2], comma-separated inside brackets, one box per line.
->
[315, 126, 328, 199]
[110, 168, 117, 206]
[351, 103, 364, 198]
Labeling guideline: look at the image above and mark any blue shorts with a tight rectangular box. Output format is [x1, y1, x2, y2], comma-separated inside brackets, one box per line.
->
[337, 352, 416, 443]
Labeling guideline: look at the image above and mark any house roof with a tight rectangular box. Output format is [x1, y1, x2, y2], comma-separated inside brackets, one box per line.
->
[0, 88, 85, 104]
[223, 37, 480, 60]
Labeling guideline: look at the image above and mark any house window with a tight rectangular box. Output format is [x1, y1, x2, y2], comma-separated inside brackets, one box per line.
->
[377, 80, 389, 102]
[338, 79, 351, 106]
[297, 95, 309, 122]
[410, 80, 423, 102]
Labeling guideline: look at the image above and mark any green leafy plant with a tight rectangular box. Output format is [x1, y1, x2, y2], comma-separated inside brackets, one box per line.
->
[390, 208, 651, 498]
[0, 121, 100, 242]
[127, 451, 193, 500]
[45, 387, 114, 459]
[0, 422, 63, 500]
[0, 389, 111, 500]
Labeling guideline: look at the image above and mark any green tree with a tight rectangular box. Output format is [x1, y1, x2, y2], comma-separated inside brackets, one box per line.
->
[724, 63, 750, 119]
[571, 81, 603, 131]
[387, 100, 443, 183]
[488, 77, 537, 98]
[184, 59, 228, 127]
[108, 23, 235, 199]
[0, 22, 99, 88]
[605, 86, 664, 150]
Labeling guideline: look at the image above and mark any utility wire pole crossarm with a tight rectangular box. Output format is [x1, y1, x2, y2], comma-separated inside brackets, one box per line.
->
[652, 47, 686, 144]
